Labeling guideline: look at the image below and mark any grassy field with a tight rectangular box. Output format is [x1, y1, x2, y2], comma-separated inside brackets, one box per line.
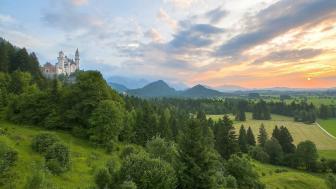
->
[0, 120, 116, 188]
[254, 161, 329, 189]
[208, 113, 336, 150]
[318, 118, 336, 137]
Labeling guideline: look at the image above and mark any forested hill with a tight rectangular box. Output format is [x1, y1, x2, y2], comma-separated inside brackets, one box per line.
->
[125, 80, 227, 98]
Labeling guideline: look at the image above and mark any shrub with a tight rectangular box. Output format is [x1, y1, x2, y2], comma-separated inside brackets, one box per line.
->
[45, 143, 71, 174]
[248, 146, 269, 163]
[326, 173, 336, 189]
[31, 133, 59, 154]
[0, 142, 18, 172]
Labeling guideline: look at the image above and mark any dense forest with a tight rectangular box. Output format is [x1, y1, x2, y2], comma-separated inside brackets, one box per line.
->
[1, 38, 336, 188]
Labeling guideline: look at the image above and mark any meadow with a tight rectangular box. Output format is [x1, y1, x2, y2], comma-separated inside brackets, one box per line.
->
[0, 120, 117, 188]
[318, 118, 336, 137]
[254, 161, 329, 189]
[208, 113, 336, 150]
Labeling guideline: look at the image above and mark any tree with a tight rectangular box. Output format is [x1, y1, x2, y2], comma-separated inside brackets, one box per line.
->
[264, 138, 283, 165]
[296, 140, 318, 171]
[238, 125, 248, 153]
[235, 100, 247, 121]
[278, 126, 296, 154]
[214, 115, 239, 159]
[226, 155, 264, 189]
[89, 100, 125, 146]
[246, 126, 256, 146]
[271, 125, 280, 140]
[257, 124, 268, 147]
[252, 100, 271, 120]
[178, 119, 226, 189]
[146, 136, 178, 165]
[120, 153, 177, 189]
[0, 142, 18, 173]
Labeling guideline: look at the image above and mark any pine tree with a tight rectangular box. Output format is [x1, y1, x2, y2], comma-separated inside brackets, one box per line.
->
[179, 119, 225, 189]
[238, 125, 248, 153]
[278, 126, 296, 153]
[272, 125, 280, 140]
[0, 43, 9, 72]
[214, 115, 239, 159]
[246, 126, 256, 146]
[258, 123, 268, 147]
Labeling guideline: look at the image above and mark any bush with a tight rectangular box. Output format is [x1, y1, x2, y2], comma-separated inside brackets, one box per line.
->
[248, 146, 269, 163]
[326, 173, 336, 189]
[31, 133, 59, 154]
[45, 143, 71, 174]
[0, 142, 18, 172]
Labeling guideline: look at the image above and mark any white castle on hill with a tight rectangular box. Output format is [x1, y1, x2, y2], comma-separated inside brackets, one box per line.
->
[41, 49, 80, 78]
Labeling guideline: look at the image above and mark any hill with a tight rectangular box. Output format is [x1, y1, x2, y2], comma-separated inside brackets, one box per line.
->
[127, 80, 177, 97]
[109, 82, 128, 93]
[182, 84, 224, 98]
[0, 120, 116, 188]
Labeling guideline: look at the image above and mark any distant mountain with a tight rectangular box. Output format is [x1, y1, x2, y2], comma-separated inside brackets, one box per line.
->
[107, 76, 150, 89]
[109, 82, 128, 93]
[182, 84, 223, 97]
[127, 80, 177, 97]
[214, 84, 247, 92]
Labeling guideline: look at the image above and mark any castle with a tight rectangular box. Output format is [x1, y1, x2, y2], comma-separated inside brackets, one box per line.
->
[41, 49, 80, 78]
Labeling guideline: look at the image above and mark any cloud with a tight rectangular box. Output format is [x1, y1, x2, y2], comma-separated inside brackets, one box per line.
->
[144, 28, 164, 42]
[164, 0, 197, 9]
[216, 0, 336, 56]
[170, 24, 224, 49]
[157, 9, 177, 29]
[205, 7, 227, 24]
[0, 14, 15, 23]
[253, 49, 325, 64]
[71, 0, 88, 6]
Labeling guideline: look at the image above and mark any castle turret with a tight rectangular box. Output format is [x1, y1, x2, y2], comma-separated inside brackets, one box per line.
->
[57, 51, 65, 74]
[75, 48, 80, 70]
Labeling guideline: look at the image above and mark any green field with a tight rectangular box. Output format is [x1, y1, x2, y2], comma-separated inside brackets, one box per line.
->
[0, 120, 116, 188]
[208, 113, 336, 150]
[318, 119, 336, 137]
[254, 161, 329, 189]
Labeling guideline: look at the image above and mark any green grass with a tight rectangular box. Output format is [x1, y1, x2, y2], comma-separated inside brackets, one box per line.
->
[318, 118, 336, 137]
[254, 161, 329, 189]
[208, 113, 336, 150]
[319, 150, 336, 160]
[0, 120, 116, 188]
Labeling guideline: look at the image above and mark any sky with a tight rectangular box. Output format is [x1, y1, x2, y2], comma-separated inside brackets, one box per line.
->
[0, 0, 336, 89]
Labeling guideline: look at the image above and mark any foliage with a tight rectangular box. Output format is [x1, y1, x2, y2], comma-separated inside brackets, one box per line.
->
[252, 100, 271, 120]
[296, 140, 318, 171]
[31, 133, 59, 154]
[249, 146, 269, 163]
[238, 125, 248, 153]
[89, 100, 125, 145]
[226, 155, 264, 189]
[0, 142, 18, 173]
[45, 143, 71, 174]
[246, 126, 256, 146]
[264, 138, 283, 165]
[257, 124, 268, 147]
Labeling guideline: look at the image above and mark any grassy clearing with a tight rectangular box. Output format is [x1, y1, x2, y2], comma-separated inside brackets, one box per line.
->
[318, 118, 336, 137]
[0, 120, 116, 188]
[254, 161, 329, 189]
[319, 150, 336, 160]
[208, 113, 336, 150]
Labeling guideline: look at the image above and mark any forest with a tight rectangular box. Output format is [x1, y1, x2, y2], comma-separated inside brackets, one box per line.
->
[1, 38, 336, 189]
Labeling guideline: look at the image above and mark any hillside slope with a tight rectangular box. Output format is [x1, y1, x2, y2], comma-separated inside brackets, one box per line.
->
[0, 121, 117, 188]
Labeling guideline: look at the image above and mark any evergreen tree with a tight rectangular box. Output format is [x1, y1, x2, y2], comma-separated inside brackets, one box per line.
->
[214, 115, 239, 159]
[246, 127, 256, 146]
[178, 119, 225, 189]
[272, 125, 280, 140]
[264, 138, 283, 165]
[278, 126, 296, 154]
[238, 125, 248, 153]
[235, 100, 247, 121]
[257, 124, 268, 147]
[0, 42, 9, 72]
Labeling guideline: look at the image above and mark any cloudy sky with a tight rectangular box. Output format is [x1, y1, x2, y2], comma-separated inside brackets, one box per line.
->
[1, 0, 336, 88]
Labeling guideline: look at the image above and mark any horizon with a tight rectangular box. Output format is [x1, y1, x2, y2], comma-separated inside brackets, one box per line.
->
[1, 0, 336, 88]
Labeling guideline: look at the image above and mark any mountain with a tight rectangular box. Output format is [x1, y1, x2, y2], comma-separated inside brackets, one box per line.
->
[127, 80, 177, 97]
[182, 84, 224, 97]
[215, 84, 247, 92]
[107, 76, 150, 89]
[109, 82, 128, 93]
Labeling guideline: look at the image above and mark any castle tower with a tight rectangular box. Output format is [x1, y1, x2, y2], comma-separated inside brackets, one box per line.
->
[75, 48, 80, 70]
[57, 51, 65, 74]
